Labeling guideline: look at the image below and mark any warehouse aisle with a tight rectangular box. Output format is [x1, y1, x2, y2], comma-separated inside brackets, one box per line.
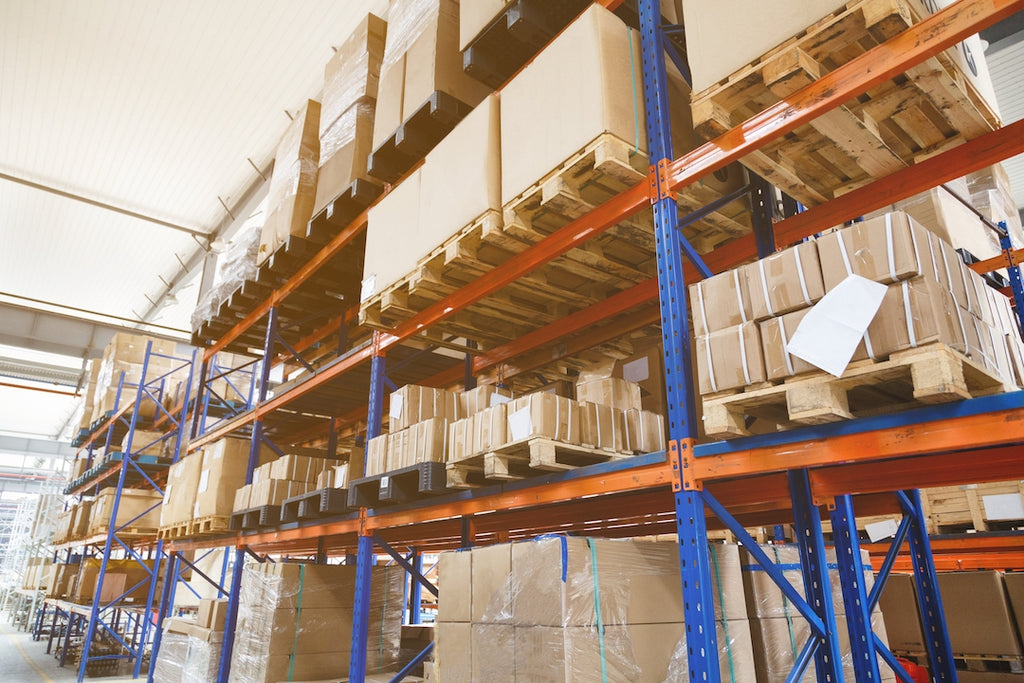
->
[0, 618, 78, 682]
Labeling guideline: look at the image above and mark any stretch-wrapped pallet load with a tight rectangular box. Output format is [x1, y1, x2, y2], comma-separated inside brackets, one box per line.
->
[742, 545, 896, 683]
[90, 333, 176, 425]
[153, 597, 228, 682]
[314, 13, 387, 214]
[257, 100, 321, 263]
[372, 0, 490, 152]
[190, 224, 260, 331]
[228, 562, 404, 682]
[436, 537, 756, 681]
[691, 212, 1024, 400]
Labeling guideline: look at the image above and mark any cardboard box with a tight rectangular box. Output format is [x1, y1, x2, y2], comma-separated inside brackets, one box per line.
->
[372, 0, 489, 149]
[362, 166, 420, 303]
[435, 622, 472, 681]
[249, 479, 308, 508]
[387, 385, 461, 431]
[101, 333, 177, 366]
[624, 409, 665, 454]
[88, 487, 162, 536]
[197, 598, 229, 631]
[269, 454, 327, 484]
[506, 393, 580, 444]
[742, 240, 825, 320]
[938, 571, 1023, 657]
[1001, 572, 1024, 640]
[437, 550, 471, 623]
[866, 276, 965, 360]
[232, 484, 251, 512]
[388, 417, 450, 470]
[258, 100, 321, 263]
[761, 307, 868, 381]
[315, 468, 333, 490]
[682, 0, 998, 114]
[470, 403, 508, 456]
[818, 212, 934, 292]
[160, 453, 203, 526]
[471, 543, 512, 623]
[579, 402, 626, 453]
[690, 260, 752, 338]
[696, 322, 765, 395]
[575, 377, 642, 412]
[366, 434, 389, 477]
[472, 624, 515, 683]
[193, 437, 275, 519]
[459, 383, 513, 417]
[614, 344, 667, 416]
[878, 572, 926, 653]
[121, 429, 166, 457]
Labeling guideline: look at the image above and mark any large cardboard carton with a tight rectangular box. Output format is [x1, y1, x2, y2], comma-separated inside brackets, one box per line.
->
[614, 345, 667, 416]
[363, 94, 501, 300]
[387, 384, 461, 431]
[161, 453, 203, 526]
[192, 437, 275, 519]
[695, 322, 765, 395]
[471, 624, 515, 683]
[258, 100, 321, 263]
[862, 276, 965, 360]
[459, 384, 513, 416]
[689, 268, 752, 338]
[269, 454, 328, 484]
[878, 572, 927, 652]
[88, 487, 162, 536]
[624, 409, 666, 454]
[366, 433, 389, 477]
[435, 621, 471, 681]
[372, 0, 490, 149]
[575, 377, 642, 412]
[742, 241, 825, 321]
[506, 393, 580, 444]
[579, 402, 626, 453]
[937, 571, 1023, 657]
[249, 479, 308, 508]
[437, 550, 471, 623]
[761, 307, 869, 381]
[388, 417, 450, 470]
[471, 543, 512, 623]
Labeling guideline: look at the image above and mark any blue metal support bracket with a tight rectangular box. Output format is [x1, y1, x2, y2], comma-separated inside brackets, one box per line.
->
[348, 534, 376, 682]
[410, 549, 424, 625]
[1000, 226, 1024, 336]
[367, 334, 387, 441]
[372, 534, 439, 598]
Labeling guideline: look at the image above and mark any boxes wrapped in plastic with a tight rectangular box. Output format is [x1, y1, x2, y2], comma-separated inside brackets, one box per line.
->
[153, 631, 190, 683]
[190, 224, 260, 330]
[153, 629, 223, 683]
[228, 561, 404, 682]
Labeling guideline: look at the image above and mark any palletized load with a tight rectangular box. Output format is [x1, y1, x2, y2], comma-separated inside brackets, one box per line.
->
[435, 537, 757, 681]
[693, 211, 1022, 439]
[684, 0, 1000, 207]
[89, 333, 177, 426]
[152, 597, 229, 683]
[87, 487, 162, 537]
[227, 561, 404, 682]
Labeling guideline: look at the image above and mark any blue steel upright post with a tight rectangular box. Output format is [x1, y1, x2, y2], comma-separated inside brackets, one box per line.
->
[634, 1, 720, 679]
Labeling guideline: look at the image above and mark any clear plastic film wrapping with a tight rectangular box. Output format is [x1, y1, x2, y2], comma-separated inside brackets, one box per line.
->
[379, 0, 438, 73]
[266, 101, 320, 213]
[438, 536, 756, 682]
[228, 561, 404, 683]
[152, 631, 189, 683]
[189, 223, 260, 330]
[319, 100, 376, 174]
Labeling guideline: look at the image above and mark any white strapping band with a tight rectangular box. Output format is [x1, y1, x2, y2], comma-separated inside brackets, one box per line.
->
[704, 337, 718, 393]
[863, 328, 878, 361]
[902, 281, 917, 348]
[836, 232, 854, 275]
[737, 326, 751, 385]
[778, 318, 795, 377]
[734, 270, 747, 323]
[758, 259, 775, 317]
[884, 213, 898, 283]
[908, 221, 923, 276]
[792, 245, 813, 305]
[696, 282, 710, 334]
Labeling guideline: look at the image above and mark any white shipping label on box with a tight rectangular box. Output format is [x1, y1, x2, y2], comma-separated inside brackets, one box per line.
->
[866, 519, 899, 543]
[197, 470, 210, 495]
[360, 275, 377, 302]
[788, 274, 887, 377]
[389, 394, 404, 420]
[508, 408, 534, 442]
[983, 493, 1024, 521]
[622, 356, 650, 383]
[490, 393, 512, 407]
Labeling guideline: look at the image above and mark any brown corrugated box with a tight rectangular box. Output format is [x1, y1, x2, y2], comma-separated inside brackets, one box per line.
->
[249, 479, 308, 508]
[437, 550, 471, 623]
[435, 621, 471, 681]
[506, 393, 580, 444]
[862, 276, 964, 360]
[314, 103, 376, 215]
[818, 212, 933, 291]
[742, 240, 825, 321]
[689, 267, 752, 337]
[624, 409, 666, 454]
[388, 417, 449, 470]
[575, 376, 642, 412]
[388, 384, 461, 431]
[269, 454, 328, 484]
[760, 307, 868, 381]
[365, 433, 388, 477]
[579, 402, 625, 453]
[160, 453, 203, 526]
[459, 384, 513, 416]
[192, 437, 275, 519]
[470, 403, 507, 456]
[937, 571, 1023, 657]
[471, 543, 511, 623]
[232, 483, 251, 512]
[614, 344, 667, 416]
[878, 572, 927, 653]
[696, 321, 765, 395]
[258, 100, 321, 263]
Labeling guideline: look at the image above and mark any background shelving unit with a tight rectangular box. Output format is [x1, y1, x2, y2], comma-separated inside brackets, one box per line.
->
[158, 1, 1024, 681]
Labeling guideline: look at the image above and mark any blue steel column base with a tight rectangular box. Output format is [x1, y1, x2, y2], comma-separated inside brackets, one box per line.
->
[216, 548, 247, 683]
[349, 535, 376, 682]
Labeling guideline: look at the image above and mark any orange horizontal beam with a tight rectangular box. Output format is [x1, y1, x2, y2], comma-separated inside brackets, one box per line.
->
[686, 408, 1024, 484]
[970, 247, 1024, 274]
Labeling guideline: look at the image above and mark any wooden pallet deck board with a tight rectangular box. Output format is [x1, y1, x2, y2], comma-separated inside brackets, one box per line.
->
[446, 437, 631, 489]
[188, 515, 232, 538]
[703, 344, 1010, 440]
[690, 0, 999, 208]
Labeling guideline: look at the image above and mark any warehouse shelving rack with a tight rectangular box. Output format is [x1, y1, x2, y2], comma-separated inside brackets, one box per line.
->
[43, 342, 197, 681]
[159, 0, 1024, 681]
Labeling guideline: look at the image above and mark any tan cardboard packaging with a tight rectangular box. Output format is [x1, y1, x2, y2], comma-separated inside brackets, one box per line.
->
[459, 383, 513, 416]
[689, 267, 752, 337]
[447, 418, 471, 463]
[193, 437, 275, 519]
[580, 402, 626, 453]
[366, 433, 389, 476]
[88, 488, 162, 535]
[258, 100, 321, 263]
[269, 454, 327, 484]
[878, 572, 927, 652]
[406, 417, 450, 468]
[614, 344, 667, 416]
[472, 624, 515, 683]
[862, 276, 965, 360]
[471, 543, 512, 623]
[435, 622, 472, 681]
[938, 571, 1023, 657]
[437, 550, 471, 623]
[315, 468, 333, 490]
[160, 453, 203, 526]
[470, 404, 508, 456]
[818, 212, 933, 291]
[695, 322, 765, 395]
[575, 377, 642, 412]
[362, 166, 420, 303]
[742, 240, 825, 320]
[314, 104, 376, 215]
[249, 479, 308, 508]
[232, 484, 252, 512]
[386, 428, 409, 471]
[388, 385, 461, 431]
[624, 409, 666, 454]
[506, 393, 580, 444]
[761, 308, 869, 381]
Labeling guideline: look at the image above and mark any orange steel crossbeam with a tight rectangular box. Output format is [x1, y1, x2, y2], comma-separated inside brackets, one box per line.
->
[970, 247, 1024, 274]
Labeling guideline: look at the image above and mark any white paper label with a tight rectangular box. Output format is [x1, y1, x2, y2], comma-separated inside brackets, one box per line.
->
[508, 407, 534, 442]
[380, 475, 390, 488]
[389, 394, 404, 420]
[197, 469, 210, 495]
[865, 519, 899, 542]
[489, 393, 512, 407]
[622, 357, 650, 383]
[788, 275, 887, 377]
[360, 275, 377, 302]
[982, 493, 1024, 521]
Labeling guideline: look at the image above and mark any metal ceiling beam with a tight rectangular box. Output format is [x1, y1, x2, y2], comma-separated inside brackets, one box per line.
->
[0, 435, 75, 460]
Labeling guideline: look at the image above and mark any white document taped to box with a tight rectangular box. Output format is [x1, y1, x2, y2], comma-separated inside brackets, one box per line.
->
[788, 274, 887, 377]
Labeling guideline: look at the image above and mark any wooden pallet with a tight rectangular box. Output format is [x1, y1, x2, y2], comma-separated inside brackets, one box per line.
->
[156, 521, 191, 540]
[188, 515, 231, 537]
[920, 480, 1024, 534]
[703, 343, 1010, 440]
[689, 0, 1000, 208]
[446, 436, 632, 488]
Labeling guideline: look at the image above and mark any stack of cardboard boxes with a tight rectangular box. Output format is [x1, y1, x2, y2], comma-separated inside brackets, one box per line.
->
[228, 562, 405, 682]
[75, 359, 101, 434]
[233, 452, 336, 511]
[435, 537, 757, 681]
[86, 487, 162, 537]
[88, 333, 177, 426]
[153, 598, 229, 683]
[692, 212, 1024, 398]
[366, 385, 462, 476]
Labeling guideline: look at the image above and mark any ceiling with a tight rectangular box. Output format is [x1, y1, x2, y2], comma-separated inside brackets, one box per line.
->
[0, 3, 1020, 447]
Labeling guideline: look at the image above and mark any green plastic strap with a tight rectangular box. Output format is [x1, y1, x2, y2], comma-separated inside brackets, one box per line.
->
[587, 538, 609, 683]
[710, 548, 736, 683]
[287, 564, 305, 681]
[627, 29, 640, 154]
[774, 546, 799, 661]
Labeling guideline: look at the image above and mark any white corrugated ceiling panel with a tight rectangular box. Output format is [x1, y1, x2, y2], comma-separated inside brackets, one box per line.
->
[0, 382, 78, 440]
[0, 0, 385, 230]
[986, 39, 1024, 209]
